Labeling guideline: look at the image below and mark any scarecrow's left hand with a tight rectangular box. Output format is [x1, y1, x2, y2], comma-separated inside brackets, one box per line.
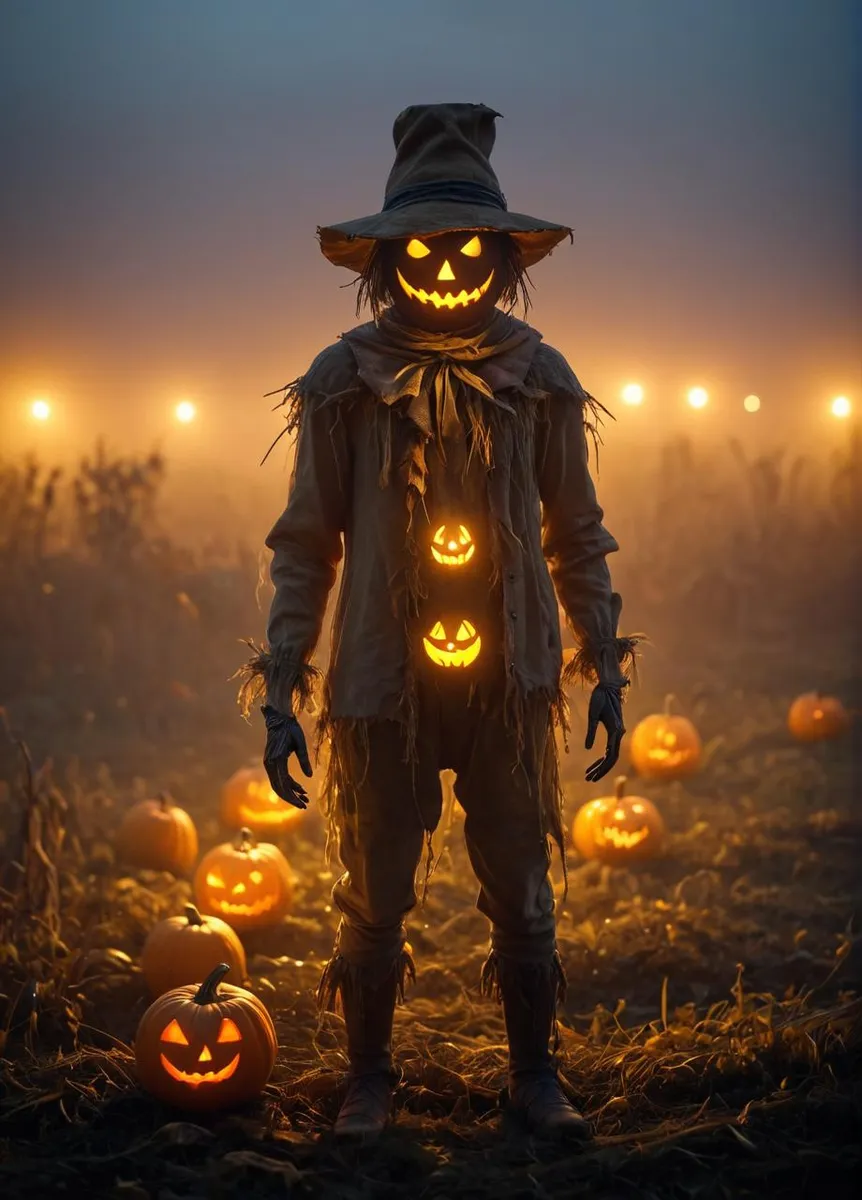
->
[261, 704, 313, 810]
[584, 682, 627, 783]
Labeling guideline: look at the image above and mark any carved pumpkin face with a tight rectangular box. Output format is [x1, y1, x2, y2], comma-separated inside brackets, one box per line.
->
[220, 764, 304, 834]
[423, 617, 482, 668]
[193, 828, 293, 931]
[430, 523, 476, 567]
[134, 964, 277, 1111]
[381, 231, 506, 332]
[629, 695, 703, 780]
[787, 691, 851, 742]
[158, 1013, 243, 1086]
[573, 777, 665, 866]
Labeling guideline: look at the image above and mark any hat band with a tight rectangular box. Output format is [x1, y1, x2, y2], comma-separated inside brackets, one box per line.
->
[382, 179, 507, 213]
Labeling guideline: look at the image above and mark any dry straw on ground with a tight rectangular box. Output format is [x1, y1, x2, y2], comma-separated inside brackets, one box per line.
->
[1, 439, 860, 1197]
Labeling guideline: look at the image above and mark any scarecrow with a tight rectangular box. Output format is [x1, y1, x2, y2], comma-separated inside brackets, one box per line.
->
[241, 104, 637, 1140]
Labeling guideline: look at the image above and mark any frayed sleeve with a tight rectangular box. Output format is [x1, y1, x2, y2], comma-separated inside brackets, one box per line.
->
[535, 354, 639, 687]
[239, 353, 354, 716]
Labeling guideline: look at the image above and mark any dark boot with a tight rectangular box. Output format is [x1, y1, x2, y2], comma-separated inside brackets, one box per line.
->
[318, 948, 414, 1140]
[483, 949, 590, 1139]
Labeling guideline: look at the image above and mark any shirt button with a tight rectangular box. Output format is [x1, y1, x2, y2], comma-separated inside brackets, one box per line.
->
[510, 611, 517, 620]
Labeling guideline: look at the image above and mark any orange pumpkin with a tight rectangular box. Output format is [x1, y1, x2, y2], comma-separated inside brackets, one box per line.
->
[220, 763, 304, 834]
[141, 904, 247, 999]
[573, 776, 665, 866]
[787, 692, 851, 742]
[115, 793, 198, 876]
[134, 963, 277, 1111]
[194, 827, 293, 931]
[629, 694, 702, 780]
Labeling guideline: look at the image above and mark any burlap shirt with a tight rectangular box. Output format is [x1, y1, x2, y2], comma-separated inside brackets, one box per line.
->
[258, 310, 629, 724]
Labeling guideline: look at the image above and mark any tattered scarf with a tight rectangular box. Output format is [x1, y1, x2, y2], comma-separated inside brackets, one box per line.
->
[341, 309, 544, 464]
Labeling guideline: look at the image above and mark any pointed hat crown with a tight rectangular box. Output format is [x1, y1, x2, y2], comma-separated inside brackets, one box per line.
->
[318, 103, 571, 273]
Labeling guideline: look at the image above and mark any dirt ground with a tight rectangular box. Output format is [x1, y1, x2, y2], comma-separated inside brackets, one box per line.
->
[1, 669, 860, 1200]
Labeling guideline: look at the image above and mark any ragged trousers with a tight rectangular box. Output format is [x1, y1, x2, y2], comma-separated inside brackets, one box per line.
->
[325, 673, 563, 977]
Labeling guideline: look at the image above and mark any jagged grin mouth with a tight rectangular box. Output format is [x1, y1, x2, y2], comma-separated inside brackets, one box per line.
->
[396, 268, 495, 310]
[213, 893, 278, 916]
[160, 1053, 240, 1087]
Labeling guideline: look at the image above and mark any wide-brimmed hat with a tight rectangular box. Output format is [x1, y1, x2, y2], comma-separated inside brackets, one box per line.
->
[317, 103, 572, 273]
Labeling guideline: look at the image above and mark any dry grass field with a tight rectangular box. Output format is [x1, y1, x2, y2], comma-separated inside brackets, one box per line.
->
[1, 433, 860, 1199]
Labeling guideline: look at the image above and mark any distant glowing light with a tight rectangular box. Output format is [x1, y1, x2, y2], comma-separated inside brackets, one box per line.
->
[175, 401, 196, 424]
[31, 399, 52, 421]
[831, 395, 851, 419]
[687, 387, 709, 409]
[743, 394, 761, 413]
[621, 383, 644, 406]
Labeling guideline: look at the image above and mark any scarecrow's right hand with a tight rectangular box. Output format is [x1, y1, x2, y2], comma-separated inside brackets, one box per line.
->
[261, 704, 313, 810]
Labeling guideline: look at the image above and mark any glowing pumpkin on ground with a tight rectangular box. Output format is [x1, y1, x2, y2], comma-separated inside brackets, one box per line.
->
[787, 692, 851, 742]
[141, 904, 247, 999]
[573, 776, 665, 866]
[430, 523, 476, 567]
[134, 963, 277, 1111]
[629, 694, 702, 780]
[194, 827, 293, 931]
[220, 763, 304, 834]
[423, 617, 482, 668]
[115, 793, 198, 876]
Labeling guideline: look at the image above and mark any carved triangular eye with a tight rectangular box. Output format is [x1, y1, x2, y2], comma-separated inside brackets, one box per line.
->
[429, 620, 446, 639]
[217, 1018, 242, 1043]
[456, 620, 476, 641]
[161, 1019, 189, 1045]
[406, 238, 431, 259]
[460, 235, 482, 257]
[205, 872, 225, 888]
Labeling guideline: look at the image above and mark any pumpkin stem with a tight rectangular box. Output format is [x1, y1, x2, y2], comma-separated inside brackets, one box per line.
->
[234, 826, 257, 852]
[614, 775, 627, 799]
[156, 791, 171, 811]
[184, 904, 204, 926]
[194, 962, 232, 1004]
[663, 693, 677, 716]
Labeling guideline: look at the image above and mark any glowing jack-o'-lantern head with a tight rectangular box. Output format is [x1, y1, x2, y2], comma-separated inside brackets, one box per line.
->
[134, 963, 277, 1111]
[193, 827, 293, 931]
[381, 230, 506, 332]
[220, 763, 305, 834]
[629, 694, 703, 781]
[573, 776, 665, 866]
[431, 523, 475, 567]
[423, 617, 482, 668]
[787, 691, 851, 743]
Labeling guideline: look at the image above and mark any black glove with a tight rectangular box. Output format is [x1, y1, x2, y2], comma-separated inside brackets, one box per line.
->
[262, 705, 313, 809]
[584, 682, 627, 783]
